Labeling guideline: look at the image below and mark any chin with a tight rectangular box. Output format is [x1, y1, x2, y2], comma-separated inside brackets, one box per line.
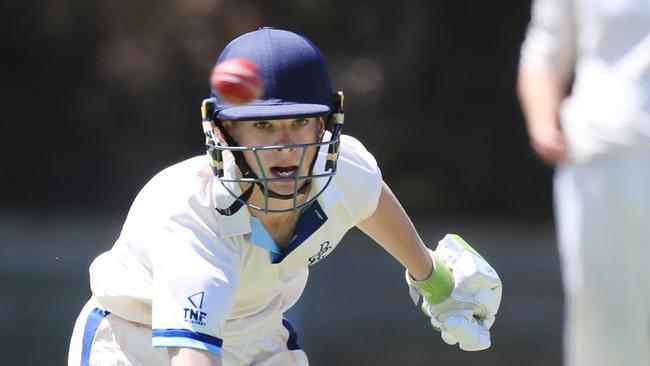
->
[267, 180, 307, 196]
[268, 184, 299, 196]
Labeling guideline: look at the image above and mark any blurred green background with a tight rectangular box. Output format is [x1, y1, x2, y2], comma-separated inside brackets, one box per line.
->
[1, 0, 562, 365]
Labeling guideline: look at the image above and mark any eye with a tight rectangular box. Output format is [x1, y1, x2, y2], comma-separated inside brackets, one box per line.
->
[293, 118, 308, 127]
[254, 120, 272, 129]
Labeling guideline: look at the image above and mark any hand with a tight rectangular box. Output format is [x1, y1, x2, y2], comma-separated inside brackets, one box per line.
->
[527, 117, 569, 166]
[429, 309, 493, 351]
[406, 234, 502, 351]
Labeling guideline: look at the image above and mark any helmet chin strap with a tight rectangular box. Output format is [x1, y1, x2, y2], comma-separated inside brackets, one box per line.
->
[215, 182, 255, 216]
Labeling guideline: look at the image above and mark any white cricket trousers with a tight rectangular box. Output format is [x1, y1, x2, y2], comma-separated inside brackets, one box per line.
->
[68, 298, 309, 366]
[554, 153, 650, 366]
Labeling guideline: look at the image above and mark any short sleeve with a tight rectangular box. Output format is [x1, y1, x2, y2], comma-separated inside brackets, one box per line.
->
[150, 220, 241, 356]
[333, 135, 383, 225]
[519, 0, 576, 82]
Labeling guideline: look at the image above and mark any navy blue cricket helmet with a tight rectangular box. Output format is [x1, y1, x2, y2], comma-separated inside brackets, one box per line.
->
[212, 27, 337, 121]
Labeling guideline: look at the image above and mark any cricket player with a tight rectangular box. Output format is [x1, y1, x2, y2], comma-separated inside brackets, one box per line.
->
[518, 0, 650, 365]
[68, 27, 502, 366]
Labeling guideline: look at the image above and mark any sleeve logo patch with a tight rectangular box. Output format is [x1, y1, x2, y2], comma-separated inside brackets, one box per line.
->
[184, 291, 207, 326]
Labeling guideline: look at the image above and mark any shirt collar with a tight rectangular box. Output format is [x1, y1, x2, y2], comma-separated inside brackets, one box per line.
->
[249, 217, 282, 262]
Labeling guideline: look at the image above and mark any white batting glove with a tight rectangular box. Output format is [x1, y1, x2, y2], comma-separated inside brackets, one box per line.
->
[406, 234, 502, 351]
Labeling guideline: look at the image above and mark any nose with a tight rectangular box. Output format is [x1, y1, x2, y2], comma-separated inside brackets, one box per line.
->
[275, 128, 296, 152]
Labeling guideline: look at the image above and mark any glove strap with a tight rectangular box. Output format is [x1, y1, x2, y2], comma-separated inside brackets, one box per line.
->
[406, 250, 454, 305]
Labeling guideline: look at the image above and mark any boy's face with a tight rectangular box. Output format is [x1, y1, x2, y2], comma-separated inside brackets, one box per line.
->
[222, 117, 325, 196]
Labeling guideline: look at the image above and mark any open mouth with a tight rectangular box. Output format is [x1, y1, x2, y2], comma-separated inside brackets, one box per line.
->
[270, 165, 298, 178]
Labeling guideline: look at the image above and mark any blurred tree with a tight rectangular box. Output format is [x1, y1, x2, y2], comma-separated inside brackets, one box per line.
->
[1, 0, 551, 217]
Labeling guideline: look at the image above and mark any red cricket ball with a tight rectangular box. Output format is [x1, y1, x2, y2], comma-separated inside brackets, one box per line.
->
[210, 58, 264, 105]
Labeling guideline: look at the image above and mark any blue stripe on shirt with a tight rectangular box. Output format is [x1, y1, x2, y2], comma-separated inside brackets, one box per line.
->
[80, 308, 110, 366]
[282, 319, 301, 350]
[152, 328, 223, 348]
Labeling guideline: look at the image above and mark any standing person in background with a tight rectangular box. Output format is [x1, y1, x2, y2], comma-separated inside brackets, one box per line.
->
[68, 27, 502, 366]
[518, 0, 650, 365]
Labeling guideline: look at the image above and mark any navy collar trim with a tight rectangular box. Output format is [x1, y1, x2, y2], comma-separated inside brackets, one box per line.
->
[272, 200, 328, 264]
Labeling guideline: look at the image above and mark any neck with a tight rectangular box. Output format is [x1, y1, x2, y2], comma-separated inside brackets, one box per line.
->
[251, 207, 299, 228]
[248, 190, 304, 249]
[245, 182, 309, 214]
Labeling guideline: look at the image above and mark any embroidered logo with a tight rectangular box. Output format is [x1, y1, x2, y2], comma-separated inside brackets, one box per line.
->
[308, 241, 331, 266]
[183, 291, 207, 326]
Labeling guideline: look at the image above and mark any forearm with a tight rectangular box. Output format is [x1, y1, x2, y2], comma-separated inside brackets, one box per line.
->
[357, 181, 432, 281]
[517, 66, 565, 132]
[517, 65, 571, 165]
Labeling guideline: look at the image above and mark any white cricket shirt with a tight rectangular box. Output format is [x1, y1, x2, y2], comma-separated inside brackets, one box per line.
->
[519, 0, 650, 161]
[88, 134, 383, 355]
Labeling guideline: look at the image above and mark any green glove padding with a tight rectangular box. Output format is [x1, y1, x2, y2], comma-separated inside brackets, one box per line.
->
[407, 250, 454, 304]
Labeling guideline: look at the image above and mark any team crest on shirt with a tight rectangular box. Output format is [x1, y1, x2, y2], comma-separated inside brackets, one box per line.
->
[308, 241, 332, 266]
[183, 291, 207, 326]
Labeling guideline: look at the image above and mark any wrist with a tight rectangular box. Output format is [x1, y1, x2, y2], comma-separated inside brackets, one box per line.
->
[407, 252, 434, 281]
[408, 250, 454, 304]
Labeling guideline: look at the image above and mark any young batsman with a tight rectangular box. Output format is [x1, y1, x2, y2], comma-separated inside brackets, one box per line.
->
[68, 27, 502, 366]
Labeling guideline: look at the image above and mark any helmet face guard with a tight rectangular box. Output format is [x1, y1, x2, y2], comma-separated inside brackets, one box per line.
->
[209, 135, 339, 213]
[202, 93, 344, 214]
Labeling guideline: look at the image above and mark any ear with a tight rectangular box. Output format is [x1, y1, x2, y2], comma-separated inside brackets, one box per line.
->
[218, 121, 234, 144]
[221, 120, 234, 134]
